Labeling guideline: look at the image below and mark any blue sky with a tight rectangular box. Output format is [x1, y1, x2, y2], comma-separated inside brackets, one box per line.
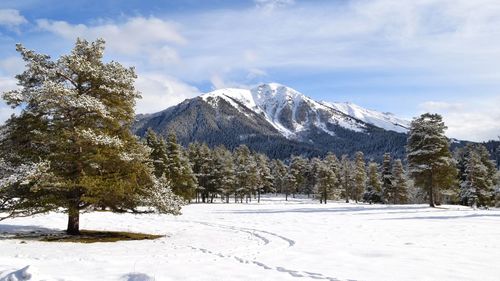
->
[0, 0, 499, 141]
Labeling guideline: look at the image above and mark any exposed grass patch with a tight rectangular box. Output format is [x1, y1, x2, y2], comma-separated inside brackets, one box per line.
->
[3, 230, 164, 243]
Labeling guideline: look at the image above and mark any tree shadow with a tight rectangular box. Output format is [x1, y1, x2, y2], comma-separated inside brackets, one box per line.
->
[215, 205, 430, 215]
[120, 273, 154, 281]
[380, 213, 500, 220]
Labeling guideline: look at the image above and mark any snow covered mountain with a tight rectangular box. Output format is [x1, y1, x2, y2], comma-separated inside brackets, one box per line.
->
[133, 83, 409, 159]
[320, 101, 410, 133]
[200, 83, 409, 138]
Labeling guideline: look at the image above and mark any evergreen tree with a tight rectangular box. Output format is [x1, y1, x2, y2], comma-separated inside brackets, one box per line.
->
[187, 142, 212, 203]
[352, 151, 366, 203]
[392, 159, 409, 204]
[290, 155, 308, 197]
[340, 155, 353, 203]
[381, 153, 394, 203]
[0, 39, 183, 234]
[324, 152, 342, 200]
[460, 145, 497, 207]
[164, 132, 197, 201]
[234, 145, 259, 203]
[211, 145, 236, 203]
[407, 113, 457, 207]
[271, 159, 288, 195]
[364, 162, 382, 203]
[144, 129, 169, 178]
[314, 158, 339, 204]
[255, 153, 273, 202]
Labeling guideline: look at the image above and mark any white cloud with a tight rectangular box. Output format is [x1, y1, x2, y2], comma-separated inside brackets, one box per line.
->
[419, 99, 500, 141]
[0, 9, 27, 28]
[254, 0, 295, 11]
[134, 73, 201, 114]
[36, 17, 185, 63]
[0, 56, 25, 76]
[0, 76, 19, 124]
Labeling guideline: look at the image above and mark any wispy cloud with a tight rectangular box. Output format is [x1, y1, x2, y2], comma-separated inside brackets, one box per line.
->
[0, 9, 28, 29]
[419, 99, 500, 142]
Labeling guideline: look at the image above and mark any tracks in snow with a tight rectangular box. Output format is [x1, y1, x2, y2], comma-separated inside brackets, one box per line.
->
[187, 220, 295, 247]
[187, 245, 344, 281]
[178, 220, 347, 280]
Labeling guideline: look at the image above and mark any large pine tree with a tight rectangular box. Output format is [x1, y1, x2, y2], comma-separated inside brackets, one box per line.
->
[0, 39, 183, 234]
[407, 113, 457, 207]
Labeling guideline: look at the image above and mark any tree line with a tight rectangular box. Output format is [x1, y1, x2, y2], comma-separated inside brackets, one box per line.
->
[143, 114, 500, 208]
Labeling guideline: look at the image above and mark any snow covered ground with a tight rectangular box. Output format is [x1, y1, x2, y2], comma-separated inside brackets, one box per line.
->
[1, 196, 499, 281]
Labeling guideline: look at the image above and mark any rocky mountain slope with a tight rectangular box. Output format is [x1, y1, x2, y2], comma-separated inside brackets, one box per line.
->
[133, 83, 410, 159]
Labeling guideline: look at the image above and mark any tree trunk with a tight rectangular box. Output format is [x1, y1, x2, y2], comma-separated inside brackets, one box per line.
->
[67, 206, 80, 235]
[257, 189, 261, 203]
[429, 172, 435, 207]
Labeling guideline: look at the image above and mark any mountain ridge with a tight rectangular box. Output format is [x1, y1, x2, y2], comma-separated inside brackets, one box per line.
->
[133, 83, 411, 159]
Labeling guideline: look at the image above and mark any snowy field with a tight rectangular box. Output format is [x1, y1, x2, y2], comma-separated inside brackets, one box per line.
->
[1, 196, 499, 281]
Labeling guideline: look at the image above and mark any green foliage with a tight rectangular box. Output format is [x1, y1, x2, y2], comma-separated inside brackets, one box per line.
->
[407, 113, 457, 207]
[352, 151, 366, 202]
[364, 162, 382, 203]
[392, 159, 409, 204]
[0, 39, 183, 233]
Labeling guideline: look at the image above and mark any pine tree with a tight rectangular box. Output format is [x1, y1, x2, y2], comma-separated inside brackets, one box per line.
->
[0, 38, 183, 234]
[460, 145, 497, 207]
[144, 129, 169, 178]
[211, 145, 236, 203]
[392, 159, 409, 204]
[352, 151, 366, 203]
[164, 132, 197, 202]
[271, 159, 288, 195]
[255, 153, 273, 203]
[314, 158, 339, 204]
[234, 145, 259, 203]
[189, 143, 213, 203]
[364, 162, 382, 203]
[381, 153, 394, 203]
[340, 154, 353, 203]
[290, 155, 307, 197]
[407, 113, 457, 207]
[324, 152, 342, 200]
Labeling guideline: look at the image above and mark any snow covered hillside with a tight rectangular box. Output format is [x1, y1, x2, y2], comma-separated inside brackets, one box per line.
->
[1, 197, 499, 281]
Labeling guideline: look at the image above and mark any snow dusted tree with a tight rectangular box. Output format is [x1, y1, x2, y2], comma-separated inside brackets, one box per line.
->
[290, 155, 308, 197]
[340, 154, 353, 203]
[309, 157, 321, 199]
[364, 162, 382, 203]
[324, 152, 342, 199]
[459, 145, 497, 207]
[271, 159, 288, 195]
[0, 38, 183, 234]
[391, 159, 409, 204]
[144, 129, 168, 178]
[188, 142, 212, 203]
[234, 145, 259, 203]
[352, 151, 366, 203]
[407, 113, 457, 207]
[381, 153, 394, 203]
[164, 132, 197, 201]
[314, 158, 339, 204]
[255, 153, 273, 202]
[211, 145, 235, 203]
